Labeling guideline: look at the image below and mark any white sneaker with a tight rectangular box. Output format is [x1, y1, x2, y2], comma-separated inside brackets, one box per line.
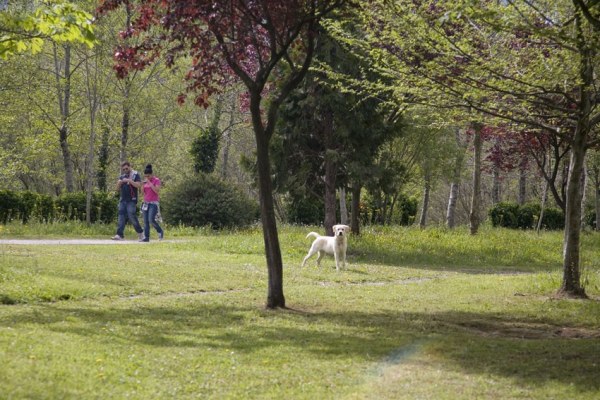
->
[111, 235, 123, 241]
[137, 232, 145, 240]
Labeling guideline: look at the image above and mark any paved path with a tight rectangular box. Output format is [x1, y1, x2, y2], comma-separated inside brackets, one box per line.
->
[0, 239, 163, 245]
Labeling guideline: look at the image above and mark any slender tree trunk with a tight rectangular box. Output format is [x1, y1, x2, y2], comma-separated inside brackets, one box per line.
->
[351, 184, 361, 235]
[84, 51, 100, 225]
[469, 124, 482, 235]
[537, 176, 549, 233]
[387, 193, 398, 225]
[447, 128, 466, 229]
[323, 110, 336, 236]
[420, 171, 431, 228]
[561, 134, 587, 297]
[580, 165, 588, 228]
[221, 96, 236, 180]
[339, 186, 348, 225]
[54, 44, 74, 192]
[120, 81, 131, 163]
[250, 93, 284, 309]
[492, 166, 500, 204]
[518, 160, 527, 205]
[559, 13, 590, 298]
[595, 182, 600, 231]
[97, 126, 110, 192]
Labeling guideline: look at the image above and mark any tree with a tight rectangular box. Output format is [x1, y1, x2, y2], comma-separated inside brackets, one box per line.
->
[328, 0, 598, 298]
[98, 0, 346, 309]
[0, 0, 95, 59]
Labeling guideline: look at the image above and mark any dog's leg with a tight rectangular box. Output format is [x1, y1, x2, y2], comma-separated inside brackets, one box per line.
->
[334, 251, 340, 271]
[302, 245, 318, 267]
[316, 251, 324, 267]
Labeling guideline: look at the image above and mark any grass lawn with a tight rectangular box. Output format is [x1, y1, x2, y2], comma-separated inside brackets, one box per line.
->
[1, 223, 599, 399]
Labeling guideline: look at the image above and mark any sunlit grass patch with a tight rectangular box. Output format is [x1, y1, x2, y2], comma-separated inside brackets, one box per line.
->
[0, 224, 599, 398]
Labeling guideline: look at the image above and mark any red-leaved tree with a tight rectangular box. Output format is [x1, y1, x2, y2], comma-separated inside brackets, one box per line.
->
[98, 0, 346, 308]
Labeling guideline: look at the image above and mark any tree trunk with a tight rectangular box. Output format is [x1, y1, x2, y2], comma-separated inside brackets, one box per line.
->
[559, 13, 590, 298]
[323, 110, 336, 236]
[469, 124, 482, 235]
[339, 186, 348, 225]
[351, 184, 361, 235]
[250, 94, 285, 309]
[596, 183, 600, 231]
[560, 135, 587, 298]
[97, 126, 110, 192]
[492, 166, 500, 204]
[120, 82, 131, 163]
[518, 160, 527, 205]
[447, 129, 465, 229]
[580, 164, 588, 228]
[54, 44, 74, 192]
[84, 51, 100, 225]
[419, 171, 431, 228]
[221, 96, 236, 180]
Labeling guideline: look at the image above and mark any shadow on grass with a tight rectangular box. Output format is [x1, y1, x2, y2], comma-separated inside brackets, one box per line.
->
[348, 244, 561, 274]
[2, 302, 599, 394]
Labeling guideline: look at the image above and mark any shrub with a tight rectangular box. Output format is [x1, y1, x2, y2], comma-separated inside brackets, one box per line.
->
[585, 210, 597, 229]
[489, 202, 564, 230]
[0, 190, 21, 223]
[395, 194, 418, 225]
[162, 174, 259, 229]
[285, 196, 323, 225]
[516, 203, 541, 229]
[489, 202, 519, 228]
[55, 192, 118, 223]
[540, 207, 564, 230]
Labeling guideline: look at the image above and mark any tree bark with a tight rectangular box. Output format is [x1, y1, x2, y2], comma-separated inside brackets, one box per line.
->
[323, 110, 336, 236]
[250, 93, 285, 309]
[54, 44, 74, 192]
[120, 81, 131, 163]
[596, 183, 600, 231]
[446, 128, 466, 229]
[339, 186, 348, 225]
[351, 184, 361, 235]
[419, 171, 431, 228]
[469, 124, 482, 235]
[518, 159, 527, 205]
[492, 165, 500, 204]
[559, 12, 590, 298]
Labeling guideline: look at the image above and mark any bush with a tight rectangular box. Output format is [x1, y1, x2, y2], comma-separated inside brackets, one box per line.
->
[488, 201, 564, 230]
[516, 203, 541, 229]
[162, 174, 259, 229]
[55, 192, 118, 223]
[0, 190, 22, 223]
[0, 190, 116, 224]
[541, 207, 564, 230]
[585, 210, 597, 229]
[395, 194, 418, 225]
[489, 202, 519, 228]
[285, 196, 324, 225]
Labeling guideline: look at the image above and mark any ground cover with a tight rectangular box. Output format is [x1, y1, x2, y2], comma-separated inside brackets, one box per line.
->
[0, 223, 599, 399]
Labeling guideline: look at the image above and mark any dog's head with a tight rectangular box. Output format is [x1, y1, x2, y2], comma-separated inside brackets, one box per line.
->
[333, 224, 350, 237]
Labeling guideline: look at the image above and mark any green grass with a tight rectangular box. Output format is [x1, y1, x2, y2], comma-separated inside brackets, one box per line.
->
[1, 223, 599, 399]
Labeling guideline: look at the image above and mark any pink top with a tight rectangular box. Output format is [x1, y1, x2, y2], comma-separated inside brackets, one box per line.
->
[143, 176, 161, 202]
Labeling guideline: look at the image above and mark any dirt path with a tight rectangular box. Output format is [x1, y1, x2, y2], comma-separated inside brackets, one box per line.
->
[0, 239, 165, 245]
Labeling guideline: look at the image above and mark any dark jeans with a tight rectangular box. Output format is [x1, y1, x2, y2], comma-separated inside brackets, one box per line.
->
[116, 201, 143, 237]
[143, 203, 163, 240]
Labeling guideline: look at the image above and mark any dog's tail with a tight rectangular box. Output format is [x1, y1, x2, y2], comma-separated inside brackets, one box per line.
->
[306, 232, 320, 239]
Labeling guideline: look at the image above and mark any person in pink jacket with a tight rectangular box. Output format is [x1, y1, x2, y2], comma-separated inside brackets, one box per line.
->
[140, 164, 164, 242]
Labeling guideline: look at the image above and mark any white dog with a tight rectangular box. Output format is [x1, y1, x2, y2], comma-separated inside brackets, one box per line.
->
[301, 224, 350, 271]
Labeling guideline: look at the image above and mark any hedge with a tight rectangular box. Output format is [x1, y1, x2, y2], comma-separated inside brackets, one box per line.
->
[0, 190, 118, 224]
[489, 201, 564, 230]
